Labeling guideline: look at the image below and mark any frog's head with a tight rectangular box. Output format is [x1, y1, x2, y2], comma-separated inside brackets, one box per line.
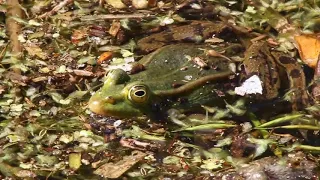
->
[88, 69, 154, 118]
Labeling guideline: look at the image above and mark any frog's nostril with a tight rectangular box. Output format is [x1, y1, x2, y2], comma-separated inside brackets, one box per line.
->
[105, 96, 116, 104]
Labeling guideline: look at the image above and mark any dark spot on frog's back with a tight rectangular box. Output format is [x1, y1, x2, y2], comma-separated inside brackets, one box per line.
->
[279, 56, 295, 64]
[163, 34, 174, 41]
[145, 37, 156, 43]
[172, 82, 185, 88]
[192, 23, 204, 35]
[272, 77, 279, 84]
[290, 69, 301, 78]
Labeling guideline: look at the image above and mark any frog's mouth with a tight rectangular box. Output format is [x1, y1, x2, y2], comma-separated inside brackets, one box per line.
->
[88, 94, 142, 118]
[88, 97, 109, 116]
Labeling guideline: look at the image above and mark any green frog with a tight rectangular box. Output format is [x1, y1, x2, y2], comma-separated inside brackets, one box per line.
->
[89, 43, 241, 118]
[89, 21, 309, 118]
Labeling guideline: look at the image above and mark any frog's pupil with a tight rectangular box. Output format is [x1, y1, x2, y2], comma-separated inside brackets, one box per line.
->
[135, 90, 145, 97]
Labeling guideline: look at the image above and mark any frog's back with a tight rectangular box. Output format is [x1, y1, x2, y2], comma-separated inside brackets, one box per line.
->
[132, 44, 239, 92]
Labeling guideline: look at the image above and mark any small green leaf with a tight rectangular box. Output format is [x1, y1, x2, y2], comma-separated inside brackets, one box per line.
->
[173, 123, 236, 132]
[48, 92, 64, 103]
[66, 90, 88, 100]
[200, 158, 224, 170]
[35, 155, 58, 167]
[247, 137, 274, 158]
[246, 6, 257, 14]
[69, 153, 82, 170]
[258, 114, 304, 128]
[120, 49, 133, 57]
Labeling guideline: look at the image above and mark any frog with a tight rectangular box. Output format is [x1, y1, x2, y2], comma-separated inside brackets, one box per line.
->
[89, 43, 242, 118]
[89, 42, 309, 118]
[89, 21, 309, 118]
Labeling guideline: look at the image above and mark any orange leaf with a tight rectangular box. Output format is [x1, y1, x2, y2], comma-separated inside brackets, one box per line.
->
[71, 29, 88, 44]
[97, 52, 113, 64]
[294, 34, 320, 68]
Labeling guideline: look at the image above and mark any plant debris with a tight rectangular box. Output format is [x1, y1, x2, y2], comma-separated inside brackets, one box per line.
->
[94, 150, 147, 178]
[0, 0, 320, 179]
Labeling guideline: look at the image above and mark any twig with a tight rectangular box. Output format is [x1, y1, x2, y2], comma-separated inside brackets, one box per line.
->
[0, 43, 8, 61]
[80, 13, 155, 21]
[6, 0, 23, 73]
[39, 0, 74, 18]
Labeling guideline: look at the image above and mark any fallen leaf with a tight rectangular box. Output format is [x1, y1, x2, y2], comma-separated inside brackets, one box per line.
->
[71, 28, 88, 44]
[32, 76, 48, 82]
[73, 69, 93, 76]
[15, 170, 36, 178]
[94, 151, 146, 178]
[6, 71, 29, 86]
[69, 153, 82, 170]
[132, 0, 148, 9]
[109, 21, 121, 37]
[192, 57, 208, 68]
[24, 43, 48, 59]
[294, 34, 320, 68]
[97, 52, 113, 64]
[106, 0, 127, 9]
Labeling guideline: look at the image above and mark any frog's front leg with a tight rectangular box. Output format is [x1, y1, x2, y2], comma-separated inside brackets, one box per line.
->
[242, 41, 309, 110]
[242, 41, 281, 100]
[271, 51, 309, 110]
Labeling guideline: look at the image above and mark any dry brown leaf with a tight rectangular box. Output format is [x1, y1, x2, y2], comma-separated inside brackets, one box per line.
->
[294, 34, 320, 68]
[132, 0, 149, 9]
[6, 71, 29, 86]
[24, 43, 48, 60]
[93, 150, 146, 178]
[0, 85, 5, 95]
[32, 76, 48, 82]
[106, 0, 127, 9]
[15, 170, 36, 178]
[109, 21, 121, 37]
[73, 69, 93, 76]
[193, 57, 208, 68]
[71, 28, 88, 44]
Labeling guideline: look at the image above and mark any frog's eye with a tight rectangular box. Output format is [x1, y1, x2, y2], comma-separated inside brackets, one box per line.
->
[128, 85, 149, 104]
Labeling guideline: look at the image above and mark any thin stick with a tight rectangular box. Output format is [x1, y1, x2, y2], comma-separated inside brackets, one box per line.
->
[39, 0, 74, 18]
[80, 13, 155, 21]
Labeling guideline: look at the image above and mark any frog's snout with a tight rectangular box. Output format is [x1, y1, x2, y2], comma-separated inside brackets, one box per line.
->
[88, 94, 116, 116]
[88, 97, 104, 115]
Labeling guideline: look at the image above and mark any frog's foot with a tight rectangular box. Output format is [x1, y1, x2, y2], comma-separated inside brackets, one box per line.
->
[305, 58, 320, 117]
[312, 86, 320, 102]
[312, 58, 320, 102]
[288, 88, 310, 111]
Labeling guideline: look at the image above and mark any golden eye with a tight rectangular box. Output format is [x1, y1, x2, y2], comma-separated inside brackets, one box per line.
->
[128, 85, 149, 104]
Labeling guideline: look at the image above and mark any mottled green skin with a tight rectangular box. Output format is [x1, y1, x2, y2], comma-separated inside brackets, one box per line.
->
[89, 44, 240, 118]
